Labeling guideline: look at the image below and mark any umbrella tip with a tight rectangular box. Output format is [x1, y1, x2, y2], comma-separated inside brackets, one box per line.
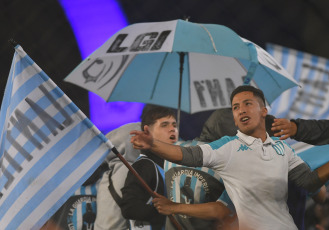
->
[8, 38, 18, 48]
[183, 16, 190, 21]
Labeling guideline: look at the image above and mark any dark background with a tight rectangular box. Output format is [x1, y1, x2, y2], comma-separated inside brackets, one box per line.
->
[1, 0, 329, 139]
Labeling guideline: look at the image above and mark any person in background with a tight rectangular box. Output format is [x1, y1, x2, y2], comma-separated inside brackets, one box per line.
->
[120, 105, 178, 230]
[305, 194, 329, 230]
[94, 122, 141, 230]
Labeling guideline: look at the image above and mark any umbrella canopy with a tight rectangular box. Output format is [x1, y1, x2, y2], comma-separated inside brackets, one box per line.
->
[65, 19, 298, 118]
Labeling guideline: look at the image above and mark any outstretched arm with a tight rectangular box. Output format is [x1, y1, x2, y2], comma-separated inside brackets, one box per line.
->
[289, 162, 329, 193]
[130, 126, 183, 162]
[316, 162, 329, 186]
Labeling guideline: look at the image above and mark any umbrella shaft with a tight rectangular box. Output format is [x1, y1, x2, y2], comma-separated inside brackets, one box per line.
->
[177, 52, 186, 130]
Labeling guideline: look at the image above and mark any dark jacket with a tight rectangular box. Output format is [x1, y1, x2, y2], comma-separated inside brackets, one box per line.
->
[121, 152, 165, 230]
[197, 108, 276, 142]
[292, 119, 329, 145]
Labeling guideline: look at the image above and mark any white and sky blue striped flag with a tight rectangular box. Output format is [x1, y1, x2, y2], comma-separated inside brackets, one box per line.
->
[266, 43, 329, 120]
[0, 45, 113, 230]
[266, 44, 329, 176]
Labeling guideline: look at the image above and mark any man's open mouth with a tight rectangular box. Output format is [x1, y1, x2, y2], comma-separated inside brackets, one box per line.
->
[240, 117, 250, 122]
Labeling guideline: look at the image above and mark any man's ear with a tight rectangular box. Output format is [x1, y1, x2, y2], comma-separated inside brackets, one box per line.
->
[144, 125, 152, 134]
[262, 107, 268, 118]
[234, 119, 238, 127]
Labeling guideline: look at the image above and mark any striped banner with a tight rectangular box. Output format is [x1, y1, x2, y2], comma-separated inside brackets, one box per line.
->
[266, 43, 329, 120]
[266, 44, 329, 179]
[0, 45, 113, 230]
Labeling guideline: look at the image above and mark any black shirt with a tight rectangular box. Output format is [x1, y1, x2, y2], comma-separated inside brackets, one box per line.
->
[121, 153, 165, 230]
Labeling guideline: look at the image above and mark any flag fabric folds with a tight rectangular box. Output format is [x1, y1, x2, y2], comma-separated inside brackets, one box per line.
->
[0, 45, 113, 230]
[266, 44, 329, 176]
[266, 43, 329, 120]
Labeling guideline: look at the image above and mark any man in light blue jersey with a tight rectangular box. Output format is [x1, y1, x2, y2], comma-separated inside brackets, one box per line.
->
[130, 85, 329, 230]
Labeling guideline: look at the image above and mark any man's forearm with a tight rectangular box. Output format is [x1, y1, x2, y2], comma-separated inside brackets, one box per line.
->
[150, 139, 183, 162]
[172, 202, 231, 220]
[316, 161, 329, 184]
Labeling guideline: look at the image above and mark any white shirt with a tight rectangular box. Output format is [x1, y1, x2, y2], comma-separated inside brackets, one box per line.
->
[200, 131, 304, 230]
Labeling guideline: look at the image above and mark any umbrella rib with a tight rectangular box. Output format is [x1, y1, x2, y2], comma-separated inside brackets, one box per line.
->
[262, 65, 281, 88]
[198, 24, 217, 53]
[150, 53, 169, 99]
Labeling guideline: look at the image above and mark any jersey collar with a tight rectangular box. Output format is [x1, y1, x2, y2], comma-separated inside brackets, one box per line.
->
[237, 130, 276, 146]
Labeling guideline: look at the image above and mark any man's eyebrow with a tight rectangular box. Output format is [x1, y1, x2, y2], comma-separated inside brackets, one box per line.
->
[232, 99, 254, 106]
[160, 121, 176, 125]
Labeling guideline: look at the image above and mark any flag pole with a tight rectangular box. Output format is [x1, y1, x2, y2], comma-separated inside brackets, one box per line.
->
[111, 147, 182, 230]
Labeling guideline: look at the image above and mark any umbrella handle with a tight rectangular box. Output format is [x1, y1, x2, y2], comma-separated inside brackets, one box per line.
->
[111, 147, 182, 230]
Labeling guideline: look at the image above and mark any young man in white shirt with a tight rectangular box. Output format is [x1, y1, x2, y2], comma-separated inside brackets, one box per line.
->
[130, 85, 329, 230]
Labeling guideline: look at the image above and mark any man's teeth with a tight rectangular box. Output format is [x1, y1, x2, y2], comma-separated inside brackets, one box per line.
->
[242, 117, 249, 121]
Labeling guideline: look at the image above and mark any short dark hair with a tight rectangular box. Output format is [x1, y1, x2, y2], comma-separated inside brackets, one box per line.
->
[230, 85, 266, 106]
[140, 104, 176, 131]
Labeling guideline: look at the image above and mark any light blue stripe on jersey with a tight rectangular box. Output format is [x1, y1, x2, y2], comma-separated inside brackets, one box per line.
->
[209, 136, 238, 150]
[272, 142, 284, 156]
[219, 190, 235, 213]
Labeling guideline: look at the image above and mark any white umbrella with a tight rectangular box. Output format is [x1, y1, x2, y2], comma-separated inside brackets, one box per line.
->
[65, 19, 299, 128]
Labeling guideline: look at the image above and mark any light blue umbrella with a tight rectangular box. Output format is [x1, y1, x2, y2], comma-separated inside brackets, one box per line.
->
[65, 19, 299, 127]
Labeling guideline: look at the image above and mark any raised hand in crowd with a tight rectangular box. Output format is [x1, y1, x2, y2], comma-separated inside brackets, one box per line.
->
[271, 118, 297, 140]
[130, 126, 154, 150]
